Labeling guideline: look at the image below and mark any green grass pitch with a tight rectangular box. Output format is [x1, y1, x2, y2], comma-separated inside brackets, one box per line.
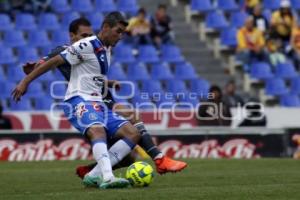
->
[1, 159, 300, 200]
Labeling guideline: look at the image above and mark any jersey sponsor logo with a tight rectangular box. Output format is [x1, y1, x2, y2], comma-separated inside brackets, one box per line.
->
[95, 47, 104, 53]
[75, 103, 88, 118]
[67, 46, 83, 61]
[92, 102, 102, 111]
[89, 113, 98, 120]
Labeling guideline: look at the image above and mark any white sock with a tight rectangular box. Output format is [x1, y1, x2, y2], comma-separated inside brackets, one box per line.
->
[88, 140, 114, 182]
[108, 138, 136, 166]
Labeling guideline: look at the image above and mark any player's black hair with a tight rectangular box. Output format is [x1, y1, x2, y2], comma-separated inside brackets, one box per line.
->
[101, 11, 128, 28]
[138, 8, 146, 15]
[158, 4, 167, 10]
[69, 17, 91, 34]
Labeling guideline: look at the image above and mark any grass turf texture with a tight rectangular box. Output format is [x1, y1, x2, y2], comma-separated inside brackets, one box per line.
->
[0, 159, 300, 200]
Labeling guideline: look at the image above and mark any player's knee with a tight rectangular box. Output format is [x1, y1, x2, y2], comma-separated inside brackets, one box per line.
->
[128, 110, 141, 124]
[123, 125, 141, 144]
[86, 125, 106, 141]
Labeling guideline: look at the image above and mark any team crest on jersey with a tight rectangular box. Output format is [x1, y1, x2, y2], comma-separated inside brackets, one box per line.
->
[75, 103, 88, 118]
[67, 46, 83, 61]
[93, 102, 102, 111]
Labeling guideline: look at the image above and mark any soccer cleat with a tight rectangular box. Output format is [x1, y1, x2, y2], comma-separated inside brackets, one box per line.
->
[154, 156, 187, 174]
[76, 164, 96, 179]
[82, 175, 102, 188]
[99, 177, 130, 189]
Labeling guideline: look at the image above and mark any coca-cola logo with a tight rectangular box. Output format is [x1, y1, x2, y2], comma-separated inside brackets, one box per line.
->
[158, 138, 259, 159]
[0, 138, 91, 161]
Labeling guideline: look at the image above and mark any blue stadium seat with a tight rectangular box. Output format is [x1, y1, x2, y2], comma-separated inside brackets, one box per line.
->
[205, 11, 228, 30]
[217, 0, 238, 12]
[291, 0, 300, 9]
[15, 13, 37, 30]
[86, 12, 103, 31]
[131, 95, 155, 110]
[25, 82, 44, 97]
[0, 47, 16, 64]
[190, 79, 210, 97]
[38, 13, 60, 30]
[190, 0, 215, 13]
[263, 9, 272, 23]
[113, 45, 135, 63]
[107, 63, 127, 80]
[28, 30, 51, 47]
[37, 71, 56, 82]
[127, 62, 150, 80]
[166, 80, 187, 94]
[177, 93, 199, 108]
[141, 80, 164, 95]
[150, 63, 174, 80]
[61, 12, 81, 28]
[71, 0, 93, 13]
[174, 62, 198, 80]
[265, 78, 288, 96]
[17, 47, 39, 63]
[275, 61, 298, 79]
[0, 14, 13, 31]
[154, 94, 175, 109]
[161, 45, 184, 63]
[220, 27, 237, 47]
[115, 81, 139, 98]
[116, 0, 139, 15]
[230, 10, 248, 28]
[3, 30, 26, 47]
[50, 0, 71, 13]
[280, 94, 300, 107]
[263, 0, 281, 10]
[34, 97, 53, 110]
[0, 82, 16, 98]
[138, 45, 159, 63]
[40, 45, 53, 56]
[10, 98, 32, 111]
[7, 67, 25, 82]
[51, 30, 69, 46]
[95, 0, 117, 13]
[291, 77, 300, 94]
[250, 62, 273, 80]
[48, 82, 67, 98]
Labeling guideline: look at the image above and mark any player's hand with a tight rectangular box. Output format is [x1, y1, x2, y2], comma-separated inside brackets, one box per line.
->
[112, 80, 121, 91]
[22, 62, 37, 75]
[11, 80, 29, 102]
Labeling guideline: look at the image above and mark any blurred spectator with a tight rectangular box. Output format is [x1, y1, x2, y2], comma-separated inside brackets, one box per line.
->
[223, 80, 244, 108]
[252, 4, 269, 34]
[0, 0, 10, 13]
[270, 0, 295, 45]
[0, 103, 12, 130]
[237, 16, 267, 70]
[197, 85, 232, 126]
[266, 38, 286, 68]
[239, 101, 267, 127]
[244, 0, 260, 14]
[150, 4, 174, 48]
[126, 8, 152, 47]
[290, 21, 300, 70]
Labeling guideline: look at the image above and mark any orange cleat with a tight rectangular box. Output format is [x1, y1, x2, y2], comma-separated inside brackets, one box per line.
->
[154, 156, 187, 174]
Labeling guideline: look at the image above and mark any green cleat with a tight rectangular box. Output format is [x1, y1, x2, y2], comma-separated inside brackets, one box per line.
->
[82, 175, 102, 188]
[99, 177, 130, 189]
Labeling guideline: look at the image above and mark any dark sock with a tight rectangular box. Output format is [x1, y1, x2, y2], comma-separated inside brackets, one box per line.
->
[134, 122, 162, 160]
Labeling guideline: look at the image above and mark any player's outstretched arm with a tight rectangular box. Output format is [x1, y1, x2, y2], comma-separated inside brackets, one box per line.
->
[12, 55, 65, 101]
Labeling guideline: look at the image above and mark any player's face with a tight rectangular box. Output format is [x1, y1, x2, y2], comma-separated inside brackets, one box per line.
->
[70, 25, 93, 43]
[107, 23, 126, 46]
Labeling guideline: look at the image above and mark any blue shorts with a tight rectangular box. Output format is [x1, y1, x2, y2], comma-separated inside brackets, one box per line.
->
[63, 96, 129, 137]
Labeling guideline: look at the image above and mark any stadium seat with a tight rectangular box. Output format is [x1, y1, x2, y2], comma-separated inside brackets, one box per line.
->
[40, 45, 53, 56]
[291, 77, 300, 94]
[28, 30, 51, 47]
[250, 62, 273, 80]
[263, 0, 281, 10]
[71, 0, 93, 13]
[265, 78, 288, 96]
[263, 9, 272, 23]
[61, 12, 81, 28]
[174, 62, 198, 80]
[3, 30, 26, 47]
[131, 95, 155, 110]
[115, 81, 139, 98]
[25, 82, 45, 97]
[166, 80, 187, 94]
[51, 30, 69, 46]
[280, 94, 300, 107]
[107, 63, 127, 80]
[275, 62, 298, 79]
[38, 13, 60, 30]
[137, 45, 159, 63]
[37, 71, 56, 82]
[113, 45, 135, 63]
[190, 0, 215, 13]
[0, 47, 16, 64]
[150, 63, 174, 80]
[217, 0, 238, 12]
[291, 0, 300, 9]
[34, 97, 53, 110]
[7, 67, 25, 82]
[177, 93, 199, 108]
[161, 45, 184, 63]
[230, 11, 248, 28]
[0, 14, 13, 31]
[127, 62, 150, 80]
[50, 0, 71, 13]
[220, 27, 237, 47]
[141, 80, 164, 95]
[17, 47, 39, 63]
[154, 94, 175, 109]
[205, 11, 228, 30]
[190, 79, 210, 97]
[15, 13, 37, 30]
[116, 0, 139, 15]
[95, 0, 117, 13]
[10, 98, 32, 111]
[48, 82, 67, 98]
[86, 12, 103, 31]
[0, 82, 16, 98]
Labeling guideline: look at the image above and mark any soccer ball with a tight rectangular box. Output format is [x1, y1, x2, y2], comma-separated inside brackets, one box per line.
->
[126, 161, 154, 187]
